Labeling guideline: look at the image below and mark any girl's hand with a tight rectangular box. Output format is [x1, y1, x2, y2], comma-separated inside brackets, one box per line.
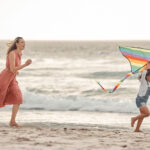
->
[25, 59, 32, 66]
[147, 62, 150, 70]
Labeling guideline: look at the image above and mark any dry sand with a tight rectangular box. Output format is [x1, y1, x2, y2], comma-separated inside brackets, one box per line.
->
[0, 110, 150, 150]
[0, 122, 150, 150]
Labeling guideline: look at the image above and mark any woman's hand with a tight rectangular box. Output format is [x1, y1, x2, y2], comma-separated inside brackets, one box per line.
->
[16, 71, 19, 75]
[25, 59, 32, 66]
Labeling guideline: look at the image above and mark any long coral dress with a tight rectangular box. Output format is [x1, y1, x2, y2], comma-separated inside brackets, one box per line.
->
[0, 50, 23, 107]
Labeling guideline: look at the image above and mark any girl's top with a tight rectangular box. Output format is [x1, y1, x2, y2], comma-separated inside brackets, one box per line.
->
[138, 70, 150, 96]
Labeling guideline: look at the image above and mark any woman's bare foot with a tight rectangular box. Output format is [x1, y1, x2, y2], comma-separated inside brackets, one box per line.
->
[131, 117, 136, 127]
[9, 122, 21, 128]
[134, 129, 143, 132]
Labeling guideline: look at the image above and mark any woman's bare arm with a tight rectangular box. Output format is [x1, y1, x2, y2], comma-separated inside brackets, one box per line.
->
[9, 51, 31, 73]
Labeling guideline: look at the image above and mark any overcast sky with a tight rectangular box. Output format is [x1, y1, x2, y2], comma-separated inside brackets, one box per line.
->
[0, 0, 150, 40]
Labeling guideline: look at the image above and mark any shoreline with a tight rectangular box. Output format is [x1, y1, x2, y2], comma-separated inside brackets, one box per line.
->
[0, 110, 150, 128]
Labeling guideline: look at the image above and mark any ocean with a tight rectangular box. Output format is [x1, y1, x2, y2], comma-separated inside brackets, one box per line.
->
[0, 40, 150, 115]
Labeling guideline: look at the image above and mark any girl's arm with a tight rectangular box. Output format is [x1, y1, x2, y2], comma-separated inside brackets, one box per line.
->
[140, 70, 147, 82]
[9, 51, 31, 73]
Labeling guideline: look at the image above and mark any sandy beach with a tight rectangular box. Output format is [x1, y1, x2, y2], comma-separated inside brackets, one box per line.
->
[1, 124, 150, 150]
[0, 110, 150, 150]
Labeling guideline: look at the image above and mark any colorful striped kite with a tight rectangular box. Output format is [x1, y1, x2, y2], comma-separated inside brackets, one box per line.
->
[95, 46, 150, 93]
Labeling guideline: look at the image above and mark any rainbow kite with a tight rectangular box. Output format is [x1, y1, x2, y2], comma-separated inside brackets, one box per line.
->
[95, 46, 150, 93]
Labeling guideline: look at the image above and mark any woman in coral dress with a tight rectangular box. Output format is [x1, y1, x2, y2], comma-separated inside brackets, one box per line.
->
[0, 37, 32, 127]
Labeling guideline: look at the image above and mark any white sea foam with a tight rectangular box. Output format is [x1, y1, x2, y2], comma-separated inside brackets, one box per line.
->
[1, 90, 139, 114]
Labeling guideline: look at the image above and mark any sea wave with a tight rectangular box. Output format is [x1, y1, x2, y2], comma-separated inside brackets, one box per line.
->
[2, 90, 138, 114]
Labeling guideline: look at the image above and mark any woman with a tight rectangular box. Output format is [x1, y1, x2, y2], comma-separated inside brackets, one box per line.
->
[0, 37, 32, 127]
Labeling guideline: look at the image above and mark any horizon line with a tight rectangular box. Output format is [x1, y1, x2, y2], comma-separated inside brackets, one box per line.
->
[0, 38, 150, 41]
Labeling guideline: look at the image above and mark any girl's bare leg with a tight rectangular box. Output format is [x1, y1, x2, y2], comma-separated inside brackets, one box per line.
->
[131, 106, 149, 132]
[135, 107, 149, 132]
[135, 118, 143, 132]
[131, 109, 143, 127]
[9, 104, 21, 127]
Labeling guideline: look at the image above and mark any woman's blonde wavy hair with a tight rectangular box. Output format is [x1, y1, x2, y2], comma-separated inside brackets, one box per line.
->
[7, 37, 23, 55]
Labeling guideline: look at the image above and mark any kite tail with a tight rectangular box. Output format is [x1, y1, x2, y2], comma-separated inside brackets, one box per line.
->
[95, 64, 147, 93]
[94, 72, 133, 93]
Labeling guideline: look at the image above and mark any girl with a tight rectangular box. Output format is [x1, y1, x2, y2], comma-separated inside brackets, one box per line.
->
[0, 37, 32, 127]
[131, 62, 150, 132]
